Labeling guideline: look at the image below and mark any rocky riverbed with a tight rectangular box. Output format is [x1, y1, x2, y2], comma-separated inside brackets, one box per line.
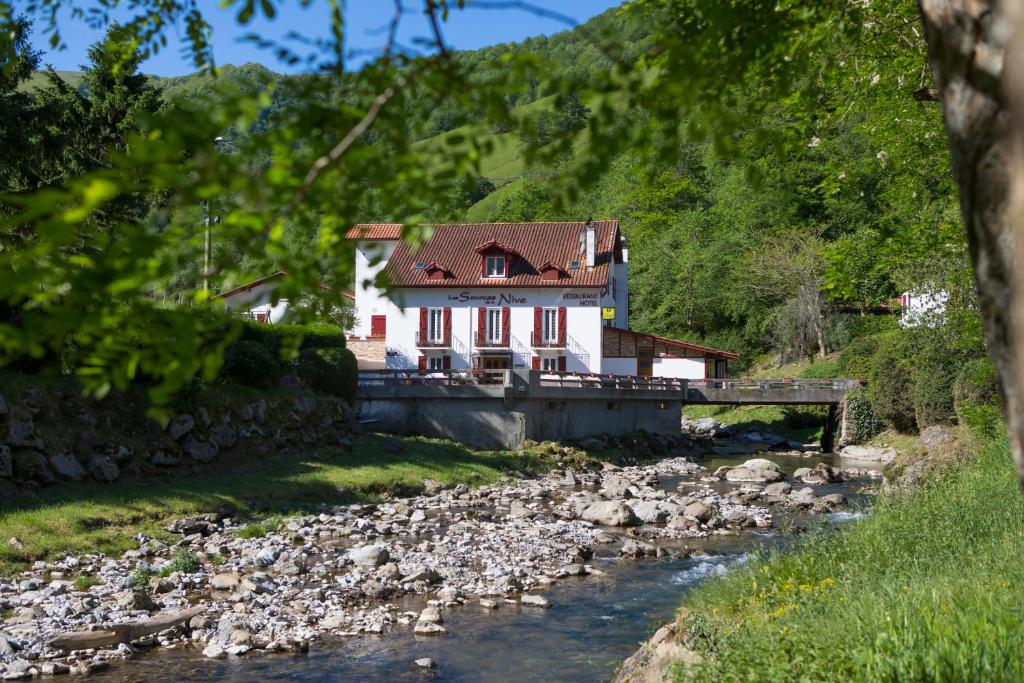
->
[0, 433, 881, 680]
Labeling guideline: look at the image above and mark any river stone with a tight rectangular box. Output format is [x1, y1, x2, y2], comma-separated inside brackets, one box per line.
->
[116, 587, 156, 612]
[600, 477, 633, 499]
[413, 621, 447, 636]
[764, 481, 792, 495]
[168, 414, 195, 441]
[347, 544, 390, 567]
[742, 458, 782, 472]
[418, 605, 443, 624]
[0, 445, 11, 479]
[919, 425, 953, 446]
[415, 658, 437, 670]
[629, 500, 669, 524]
[210, 423, 238, 450]
[790, 487, 816, 505]
[581, 501, 640, 526]
[12, 450, 53, 484]
[48, 453, 86, 481]
[840, 445, 896, 463]
[724, 466, 783, 483]
[6, 409, 43, 449]
[403, 566, 442, 584]
[683, 501, 714, 523]
[509, 501, 534, 519]
[521, 594, 551, 608]
[87, 455, 119, 483]
[818, 493, 847, 508]
[620, 539, 657, 558]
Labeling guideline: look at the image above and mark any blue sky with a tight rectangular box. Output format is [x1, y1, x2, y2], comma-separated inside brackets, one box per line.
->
[19, 1, 623, 76]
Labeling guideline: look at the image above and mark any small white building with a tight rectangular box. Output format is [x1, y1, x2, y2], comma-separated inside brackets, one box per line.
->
[346, 221, 736, 378]
[214, 271, 354, 323]
[899, 289, 948, 328]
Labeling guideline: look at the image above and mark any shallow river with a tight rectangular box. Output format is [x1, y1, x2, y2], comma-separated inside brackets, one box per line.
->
[99, 450, 877, 683]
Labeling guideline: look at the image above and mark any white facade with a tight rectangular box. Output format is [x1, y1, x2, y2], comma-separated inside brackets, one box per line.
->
[218, 279, 291, 323]
[899, 289, 948, 328]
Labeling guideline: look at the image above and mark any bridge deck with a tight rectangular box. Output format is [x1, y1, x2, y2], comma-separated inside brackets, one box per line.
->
[358, 371, 864, 405]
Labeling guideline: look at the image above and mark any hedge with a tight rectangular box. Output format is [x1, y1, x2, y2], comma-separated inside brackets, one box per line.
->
[295, 347, 358, 401]
[844, 387, 883, 442]
[867, 332, 917, 432]
[220, 340, 279, 388]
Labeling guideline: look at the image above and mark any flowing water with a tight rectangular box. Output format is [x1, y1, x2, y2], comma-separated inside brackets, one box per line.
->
[99, 449, 880, 683]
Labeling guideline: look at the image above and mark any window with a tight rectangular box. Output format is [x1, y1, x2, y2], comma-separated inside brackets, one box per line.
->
[428, 356, 444, 371]
[486, 308, 503, 343]
[485, 255, 506, 278]
[656, 401, 670, 410]
[542, 357, 559, 371]
[542, 308, 558, 343]
[427, 308, 443, 342]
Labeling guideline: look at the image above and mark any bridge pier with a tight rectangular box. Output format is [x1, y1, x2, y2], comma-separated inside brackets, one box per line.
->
[822, 403, 839, 453]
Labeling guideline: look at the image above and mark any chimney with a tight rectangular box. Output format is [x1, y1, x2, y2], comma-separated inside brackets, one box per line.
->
[584, 220, 596, 268]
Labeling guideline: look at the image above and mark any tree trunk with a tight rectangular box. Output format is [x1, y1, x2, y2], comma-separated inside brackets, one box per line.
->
[918, 1, 1024, 485]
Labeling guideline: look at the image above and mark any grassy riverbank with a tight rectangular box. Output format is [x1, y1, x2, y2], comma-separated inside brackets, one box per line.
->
[0, 434, 567, 576]
[669, 431, 1024, 680]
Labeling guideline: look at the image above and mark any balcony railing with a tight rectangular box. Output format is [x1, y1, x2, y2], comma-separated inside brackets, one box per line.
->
[415, 331, 451, 348]
[475, 330, 510, 348]
[530, 330, 565, 348]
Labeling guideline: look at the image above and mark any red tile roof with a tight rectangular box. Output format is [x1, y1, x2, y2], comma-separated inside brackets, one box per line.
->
[214, 271, 354, 301]
[346, 224, 403, 240]
[377, 221, 620, 288]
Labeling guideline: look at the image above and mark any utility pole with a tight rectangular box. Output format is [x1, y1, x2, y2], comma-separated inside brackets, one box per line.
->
[203, 136, 227, 294]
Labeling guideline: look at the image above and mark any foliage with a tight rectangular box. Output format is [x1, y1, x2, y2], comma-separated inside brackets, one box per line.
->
[836, 335, 881, 380]
[954, 356, 1000, 408]
[678, 431, 1024, 681]
[235, 518, 280, 539]
[219, 339, 279, 389]
[844, 388, 883, 443]
[166, 549, 201, 575]
[295, 346, 358, 401]
[72, 573, 100, 591]
[867, 332, 916, 432]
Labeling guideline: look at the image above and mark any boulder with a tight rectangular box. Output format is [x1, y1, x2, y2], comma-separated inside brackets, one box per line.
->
[581, 500, 640, 526]
[116, 587, 156, 612]
[600, 477, 633, 499]
[742, 458, 782, 472]
[790, 487, 816, 506]
[183, 437, 219, 463]
[764, 481, 792, 496]
[418, 605, 443, 624]
[210, 423, 238, 450]
[422, 478, 446, 495]
[6, 409, 43, 449]
[724, 466, 783, 483]
[48, 453, 86, 481]
[520, 594, 551, 608]
[919, 425, 953, 446]
[87, 455, 119, 483]
[347, 544, 390, 567]
[210, 573, 241, 590]
[840, 445, 896, 463]
[12, 449, 53, 484]
[683, 501, 715, 523]
[629, 500, 669, 524]
[415, 658, 437, 670]
[413, 622, 447, 636]
[167, 414, 195, 441]
[620, 539, 657, 558]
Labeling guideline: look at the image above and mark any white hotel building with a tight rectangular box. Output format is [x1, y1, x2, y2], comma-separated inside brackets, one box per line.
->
[345, 221, 735, 379]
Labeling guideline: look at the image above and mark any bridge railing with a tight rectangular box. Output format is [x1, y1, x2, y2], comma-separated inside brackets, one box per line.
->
[533, 371, 687, 391]
[687, 378, 865, 391]
[358, 369, 511, 386]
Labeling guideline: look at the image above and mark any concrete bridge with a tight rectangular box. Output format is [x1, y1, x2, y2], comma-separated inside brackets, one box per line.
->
[356, 370, 864, 450]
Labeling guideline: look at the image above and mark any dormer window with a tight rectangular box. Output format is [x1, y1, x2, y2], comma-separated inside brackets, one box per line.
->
[485, 256, 506, 278]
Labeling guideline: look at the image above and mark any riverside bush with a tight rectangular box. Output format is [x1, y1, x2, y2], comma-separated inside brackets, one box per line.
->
[867, 332, 916, 432]
[836, 334, 881, 380]
[678, 431, 1024, 681]
[910, 352, 962, 427]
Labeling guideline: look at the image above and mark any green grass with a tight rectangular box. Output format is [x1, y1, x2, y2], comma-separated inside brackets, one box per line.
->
[673, 431, 1024, 681]
[72, 574, 101, 591]
[683, 404, 828, 443]
[0, 434, 561, 575]
[235, 518, 281, 539]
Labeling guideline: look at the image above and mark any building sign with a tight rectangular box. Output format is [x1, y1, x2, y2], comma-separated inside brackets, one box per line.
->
[602, 307, 616, 320]
[445, 291, 601, 306]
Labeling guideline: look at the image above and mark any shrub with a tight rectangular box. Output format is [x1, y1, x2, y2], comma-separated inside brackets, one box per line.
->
[166, 549, 201, 575]
[911, 353, 962, 428]
[844, 388, 882, 442]
[867, 332, 916, 432]
[799, 359, 840, 379]
[295, 322, 348, 350]
[837, 335, 881, 379]
[73, 574, 101, 591]
[295, 347, 358, 401]
[220, 340, 279, 388]
[954, 356, 999, 407]
[131, 568, 154, 589]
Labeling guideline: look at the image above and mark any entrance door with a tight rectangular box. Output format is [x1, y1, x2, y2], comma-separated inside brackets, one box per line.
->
[370, 315, 386, 337]
[637, 349, 653, 377]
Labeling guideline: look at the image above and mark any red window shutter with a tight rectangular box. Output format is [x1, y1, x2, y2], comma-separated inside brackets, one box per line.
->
[419, 308, 427, 342]
[705, 359, 712, 379]
[557, 307, 567, 346]
[478, 307, 486, 342]
[501, 307, 510, 345]
[533, 307, 542, 344]
[442, 355, 451, 370]
[557, 356, 567, 372]
[418, 355, 427, 373]
[532, 356, 540, 371]
[443, 307, 451, 343]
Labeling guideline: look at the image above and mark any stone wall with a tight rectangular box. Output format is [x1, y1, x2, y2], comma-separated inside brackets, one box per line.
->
[346, 338, 386, 368]
[0, 380, 353, 497]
